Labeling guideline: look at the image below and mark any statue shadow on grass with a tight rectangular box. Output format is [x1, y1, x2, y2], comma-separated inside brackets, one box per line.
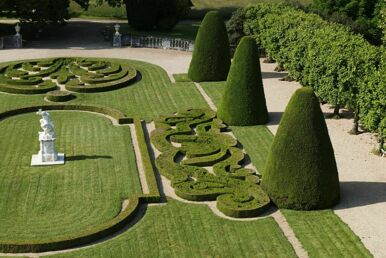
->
[66, 155, 113, 162]
[334, 181, 386, 209]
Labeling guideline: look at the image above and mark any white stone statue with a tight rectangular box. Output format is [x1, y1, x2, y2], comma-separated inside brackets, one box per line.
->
[31, 109, 65, 166]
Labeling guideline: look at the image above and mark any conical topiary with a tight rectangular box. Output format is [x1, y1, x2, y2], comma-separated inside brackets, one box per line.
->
[188, 11, 231, 82]
[217, 36, 268, 126]
[262, 87, 340, 210]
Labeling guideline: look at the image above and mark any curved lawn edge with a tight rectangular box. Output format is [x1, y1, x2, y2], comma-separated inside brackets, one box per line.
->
[0, 108, 163, 253]
[0, 197, 140, 253]
[0, 104, 133, 124]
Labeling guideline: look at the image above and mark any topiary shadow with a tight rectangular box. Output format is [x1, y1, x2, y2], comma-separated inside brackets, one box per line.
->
[66, 155, 113, 161]
[335, 181, 386, 209]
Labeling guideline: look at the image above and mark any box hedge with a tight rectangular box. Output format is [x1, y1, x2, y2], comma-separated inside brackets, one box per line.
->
[217, 36, 268, 126]
[188, 11, 231, 82]
[262, 87, 340, 210]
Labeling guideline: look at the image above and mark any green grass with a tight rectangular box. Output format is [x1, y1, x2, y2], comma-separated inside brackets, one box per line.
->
[0, 112, 141, 242]
[200, 81, 274, 174]
[0, 59, 209, 121]
[231, 126, 273, 174]
[45, 199, 297, 258]
[282, 210, 372, 257]
[173, 73, 192, 82]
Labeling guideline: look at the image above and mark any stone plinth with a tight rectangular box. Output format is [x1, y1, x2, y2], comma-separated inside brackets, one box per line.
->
[31, 110, 65, 166]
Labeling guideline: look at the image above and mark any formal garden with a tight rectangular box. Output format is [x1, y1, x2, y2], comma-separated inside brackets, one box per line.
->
[0, 0, 385, 257]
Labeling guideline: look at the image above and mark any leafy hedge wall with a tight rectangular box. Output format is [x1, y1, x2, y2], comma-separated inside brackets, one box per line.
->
[241, 3, 385, 148]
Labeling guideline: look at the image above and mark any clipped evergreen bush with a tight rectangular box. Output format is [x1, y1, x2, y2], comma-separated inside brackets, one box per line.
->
[217, 36, 268, 126]
[262, 87, 340, 210]
[188, 11, 231, 82]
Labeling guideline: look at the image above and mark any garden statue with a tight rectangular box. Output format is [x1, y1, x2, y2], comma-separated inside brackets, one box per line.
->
[31, 109, 65, 166]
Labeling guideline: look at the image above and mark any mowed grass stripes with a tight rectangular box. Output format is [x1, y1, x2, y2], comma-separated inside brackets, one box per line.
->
[46, 199, 297, 258]
[282, 210, 372, 257]
[0, 112, 141, 242]
[0, 59, 209, 121]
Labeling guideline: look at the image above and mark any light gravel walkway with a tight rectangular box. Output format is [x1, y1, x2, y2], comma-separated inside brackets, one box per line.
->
[0, 41, 385, 256]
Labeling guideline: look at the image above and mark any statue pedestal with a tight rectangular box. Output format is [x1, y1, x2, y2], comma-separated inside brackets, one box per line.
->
[31, 132, 65, 166]
[31, 153, 65, 166]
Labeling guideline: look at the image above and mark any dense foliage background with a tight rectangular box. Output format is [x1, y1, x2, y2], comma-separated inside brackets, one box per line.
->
[234, 3, 385, 151]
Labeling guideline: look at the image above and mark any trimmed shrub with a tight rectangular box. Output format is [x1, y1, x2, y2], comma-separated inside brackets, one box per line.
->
[242, 3, 384, 146]
[188, 11, 231, 82]
[217, 37, 268, 126]
[0, 58, 138, 94]
[262, 87, 340, 210]
[46, 90, 74, 102]
[151, 109, 271, 218]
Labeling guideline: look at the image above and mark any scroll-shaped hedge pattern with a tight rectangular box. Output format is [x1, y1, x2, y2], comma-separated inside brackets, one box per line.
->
[151, 109, 271, 218]
[0, 58, 138, 94]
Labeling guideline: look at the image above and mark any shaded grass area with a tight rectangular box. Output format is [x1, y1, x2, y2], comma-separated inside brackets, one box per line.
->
[46, 199, 297, 258]
[282, 210, 372, 257]
[0, 112, 141, 242]
[0, 59, 208, 121]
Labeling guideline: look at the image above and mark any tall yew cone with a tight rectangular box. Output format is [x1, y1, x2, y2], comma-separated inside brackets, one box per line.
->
[262, 87, 340, 210]
[188, 11, 231, 82]
[217, 36, 268, 125]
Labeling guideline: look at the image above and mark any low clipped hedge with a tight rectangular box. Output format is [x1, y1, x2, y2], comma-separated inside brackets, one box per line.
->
[0, 105, 133, 125]
[151, 109, 271, 218]
[65, 67, 137, 93]
[0, 58, 139, 95]
[46, 90, 74, 102]
[0, 80, 57, 94]
[134, 118, 161, 201]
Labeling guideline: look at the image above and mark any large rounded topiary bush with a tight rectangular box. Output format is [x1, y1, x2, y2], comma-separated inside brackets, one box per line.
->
[217, 36, 268, 125]
[262, 87, 340, 210]
[188, 11, 231, 82]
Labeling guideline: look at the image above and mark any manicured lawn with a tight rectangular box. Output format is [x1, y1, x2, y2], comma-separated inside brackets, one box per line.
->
[46, 199, 297, 258]
[0, 59, 209, 121]
[282, 210, 372, 257]
[200, 81, 226, 106]
[0, 112, 141, 242]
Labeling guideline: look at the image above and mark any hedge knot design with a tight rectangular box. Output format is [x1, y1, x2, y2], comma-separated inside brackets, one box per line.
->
[151, 109, 271, 218]
[0, 58, 138, 94]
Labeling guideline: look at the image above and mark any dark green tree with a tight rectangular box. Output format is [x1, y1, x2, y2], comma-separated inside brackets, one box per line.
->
[262, 87, 340, 210]
[188, 11, 231, 82]
[311, 0, 383, 45]
[124, 0, 191, 30]
[217, 36, 268, 126]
